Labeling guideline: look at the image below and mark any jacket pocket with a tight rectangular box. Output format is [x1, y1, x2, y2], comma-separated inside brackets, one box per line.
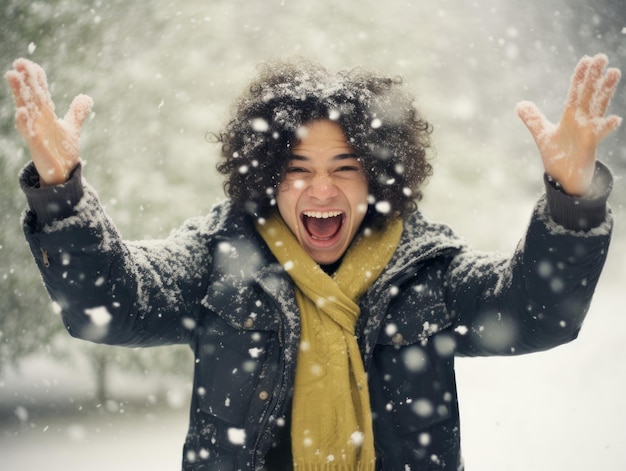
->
[196, 313, 277, 428]
[372, 302, 456, 434]
[371, 341, 455, 434]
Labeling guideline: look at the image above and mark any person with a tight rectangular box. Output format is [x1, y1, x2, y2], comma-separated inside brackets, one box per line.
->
[5, 53, 621, 471]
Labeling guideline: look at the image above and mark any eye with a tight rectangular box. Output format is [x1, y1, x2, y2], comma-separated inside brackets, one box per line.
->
[336, 165, 360, 172]
[284, 166, 309, 174]
[283, 165, 312, 181]
[333, 161, 363, 178]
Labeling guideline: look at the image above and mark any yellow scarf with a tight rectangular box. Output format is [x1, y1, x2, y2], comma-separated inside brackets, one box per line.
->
[256, 213, 403, 470]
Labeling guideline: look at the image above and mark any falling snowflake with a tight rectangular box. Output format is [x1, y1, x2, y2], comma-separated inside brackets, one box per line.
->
[84, 306, 112, 326]
[227, 428, 246, 445]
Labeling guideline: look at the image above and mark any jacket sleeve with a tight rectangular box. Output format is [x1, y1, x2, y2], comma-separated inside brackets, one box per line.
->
[448, 162, 613, 356]
[19, 162, 213, 348]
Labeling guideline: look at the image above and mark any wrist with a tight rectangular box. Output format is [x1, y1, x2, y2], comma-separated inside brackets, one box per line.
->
[547, 165, 594, 197]
[19, 162, 84, 228]
[36, 164, 73, 188]
[544, 162, 612, 230]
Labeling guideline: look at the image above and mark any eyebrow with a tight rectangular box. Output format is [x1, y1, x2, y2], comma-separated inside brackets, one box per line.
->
[288, 153, 359, 162]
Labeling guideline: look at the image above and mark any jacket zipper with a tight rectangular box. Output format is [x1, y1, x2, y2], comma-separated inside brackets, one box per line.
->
[248, 244, 460, 467]
[250, 304, 290, 470]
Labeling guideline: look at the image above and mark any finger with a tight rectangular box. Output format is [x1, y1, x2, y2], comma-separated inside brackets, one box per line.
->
[34, 61, 48, 94]
[595, 115, 623, 141]
[515, 100, 553, 145]
[579, 54, 608, 115]
[565, 55, 592, 109]
[32, 60, 55, 113]
[5, 70, 26, 109]
[591, 67, 621, 118]
[64, 94, 94, 130]
[14, 58, 55, 114]
[14, 107, 33, 138]
[12, 59, 40, 107]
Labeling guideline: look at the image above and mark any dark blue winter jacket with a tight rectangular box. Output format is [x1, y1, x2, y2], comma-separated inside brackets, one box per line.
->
[19, 162, 613, 470]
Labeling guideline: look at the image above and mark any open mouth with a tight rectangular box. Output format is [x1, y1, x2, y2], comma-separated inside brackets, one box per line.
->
[301, 211, 344, 241]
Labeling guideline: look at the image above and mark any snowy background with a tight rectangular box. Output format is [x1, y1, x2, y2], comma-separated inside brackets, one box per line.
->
[1, 0, 625, 469]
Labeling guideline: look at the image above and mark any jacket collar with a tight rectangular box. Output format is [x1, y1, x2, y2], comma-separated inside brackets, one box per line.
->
[208, 201, 465, 296]
[203, 201, 297, 329]
[205, 201, 464, 318]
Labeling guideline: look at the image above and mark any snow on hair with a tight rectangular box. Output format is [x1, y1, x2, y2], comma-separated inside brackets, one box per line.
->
[216, 57, 433, 226]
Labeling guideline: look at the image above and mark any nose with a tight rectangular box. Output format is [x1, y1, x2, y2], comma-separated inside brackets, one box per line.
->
[306, 173, 339, 201]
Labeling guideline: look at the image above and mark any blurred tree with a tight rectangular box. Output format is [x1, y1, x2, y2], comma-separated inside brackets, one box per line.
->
[0, 142, 62, 368]
[0, 0, 193, 402]
[0, 0, 72, 375]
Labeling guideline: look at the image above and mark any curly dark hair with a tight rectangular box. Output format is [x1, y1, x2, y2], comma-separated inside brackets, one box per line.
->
[216, 58, 433, 227]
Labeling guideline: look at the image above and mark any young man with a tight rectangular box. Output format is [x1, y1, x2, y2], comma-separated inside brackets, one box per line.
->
[6, 54, 621, 470]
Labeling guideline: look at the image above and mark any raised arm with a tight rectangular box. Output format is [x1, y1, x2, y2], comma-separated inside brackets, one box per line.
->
[452, 54, 619, 357]
[7, 59, 207, 348]
[5, 58, 93, 186]
[516, 53, 621, 196]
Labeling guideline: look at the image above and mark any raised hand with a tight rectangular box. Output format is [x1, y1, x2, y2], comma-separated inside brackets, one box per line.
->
[516, 53, 622, 196]
[5, 58, 93, 187]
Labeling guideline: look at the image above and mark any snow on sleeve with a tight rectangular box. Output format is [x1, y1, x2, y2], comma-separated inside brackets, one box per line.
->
[448, 246, 512, 298]
[44, 182, 116, 251]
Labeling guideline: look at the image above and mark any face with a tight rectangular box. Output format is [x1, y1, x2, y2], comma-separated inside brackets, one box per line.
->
[276, 119, 369, 265]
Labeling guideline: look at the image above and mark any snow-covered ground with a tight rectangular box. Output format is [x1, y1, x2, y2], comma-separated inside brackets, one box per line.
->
[0, 405, 188, 471]
[1, 280, 623, 470]
[457, 279, 626, 470]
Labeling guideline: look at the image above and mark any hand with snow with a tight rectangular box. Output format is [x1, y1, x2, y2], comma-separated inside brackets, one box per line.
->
[516, 53, 622, 196]
[5, 58, 93, 187]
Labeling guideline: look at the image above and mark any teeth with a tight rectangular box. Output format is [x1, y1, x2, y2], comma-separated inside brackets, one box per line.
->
[303, 210, 343, 219]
